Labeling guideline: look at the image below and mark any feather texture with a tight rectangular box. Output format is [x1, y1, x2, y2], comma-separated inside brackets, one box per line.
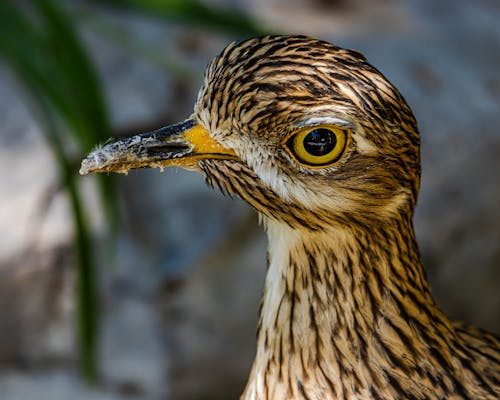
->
[194, 36, 500, 399]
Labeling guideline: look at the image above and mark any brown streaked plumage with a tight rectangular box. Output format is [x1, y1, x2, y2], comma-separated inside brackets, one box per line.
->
[80, 35, 500, 399]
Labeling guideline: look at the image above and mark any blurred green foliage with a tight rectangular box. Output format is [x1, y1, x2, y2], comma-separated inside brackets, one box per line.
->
[0, 0, 266, 384]
[0, 0, 117, 382]
[95, 0, 268, 36]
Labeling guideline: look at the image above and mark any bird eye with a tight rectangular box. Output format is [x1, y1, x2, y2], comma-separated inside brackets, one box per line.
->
[284, 125, 349, 167]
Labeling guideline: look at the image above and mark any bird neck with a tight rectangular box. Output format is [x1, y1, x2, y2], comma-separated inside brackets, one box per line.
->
[242, 214, 456, 399]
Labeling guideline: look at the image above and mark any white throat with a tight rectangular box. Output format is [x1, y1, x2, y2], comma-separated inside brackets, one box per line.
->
[259, 220, 300, 333]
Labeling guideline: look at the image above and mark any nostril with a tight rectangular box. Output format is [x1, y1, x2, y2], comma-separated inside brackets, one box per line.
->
[147, 142, 191, 154]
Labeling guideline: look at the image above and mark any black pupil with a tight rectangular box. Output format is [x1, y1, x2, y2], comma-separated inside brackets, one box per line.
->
[303, 129, 336, 156]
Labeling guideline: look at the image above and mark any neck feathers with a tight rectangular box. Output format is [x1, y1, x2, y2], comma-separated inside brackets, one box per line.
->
[242, 215, 494, 400]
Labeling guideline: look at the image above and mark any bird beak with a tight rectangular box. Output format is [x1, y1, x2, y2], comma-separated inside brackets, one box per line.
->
[79, 119, 237, 175]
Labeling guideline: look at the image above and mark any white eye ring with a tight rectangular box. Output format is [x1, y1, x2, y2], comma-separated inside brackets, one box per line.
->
[295, 116, 353, 130]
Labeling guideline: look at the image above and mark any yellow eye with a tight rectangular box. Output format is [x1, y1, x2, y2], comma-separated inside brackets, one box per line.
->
[284, 125, 349, 168]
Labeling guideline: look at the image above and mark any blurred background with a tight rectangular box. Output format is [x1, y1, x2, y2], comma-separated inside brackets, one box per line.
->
[0, 0, 499, 399]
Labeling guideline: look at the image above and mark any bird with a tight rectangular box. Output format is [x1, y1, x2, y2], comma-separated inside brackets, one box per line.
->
[80, 35, 500, 399]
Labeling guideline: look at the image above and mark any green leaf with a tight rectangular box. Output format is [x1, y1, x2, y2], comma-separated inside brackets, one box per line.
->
[0, 0, 119, 382]
[93, 0, 270, 36]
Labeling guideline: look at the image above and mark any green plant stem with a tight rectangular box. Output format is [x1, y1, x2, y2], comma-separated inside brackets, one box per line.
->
[40, 106, 99, 383]
[68, 165, 99, 382]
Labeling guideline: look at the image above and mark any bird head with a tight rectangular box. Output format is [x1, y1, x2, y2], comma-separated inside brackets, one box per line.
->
[80, 35, 420, 231]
